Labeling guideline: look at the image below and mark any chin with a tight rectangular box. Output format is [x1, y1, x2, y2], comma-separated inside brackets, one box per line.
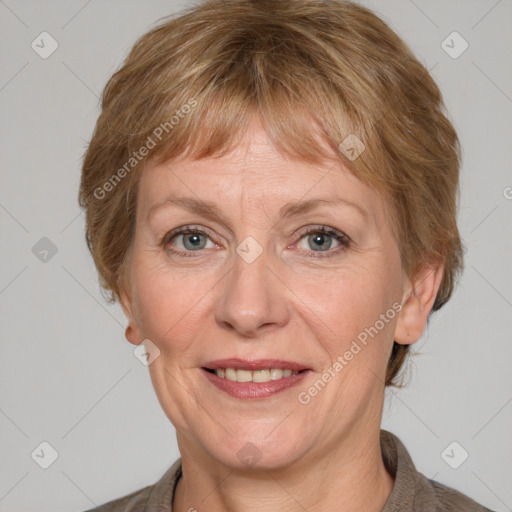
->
[201, 430, 311, 472]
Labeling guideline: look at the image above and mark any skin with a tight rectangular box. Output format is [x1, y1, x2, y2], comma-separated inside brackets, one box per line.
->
[120, 117, 444, 511]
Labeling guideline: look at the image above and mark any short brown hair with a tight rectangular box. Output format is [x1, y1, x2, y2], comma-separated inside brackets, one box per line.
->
[78, 0, 464, 387]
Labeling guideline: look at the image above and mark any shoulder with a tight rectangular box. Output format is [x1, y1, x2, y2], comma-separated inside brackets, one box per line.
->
[380, 430, 495, 512]
[82, 485, 153, 512]
[82, 458, 182, 512]
[416, 471, 496, 511]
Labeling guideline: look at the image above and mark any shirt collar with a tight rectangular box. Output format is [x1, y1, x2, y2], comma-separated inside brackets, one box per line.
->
[380, 429, 419, 511]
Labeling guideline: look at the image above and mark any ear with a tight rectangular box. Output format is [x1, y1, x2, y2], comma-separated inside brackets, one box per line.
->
[394, 261, 445, 346]
[119, 284, 143, 347]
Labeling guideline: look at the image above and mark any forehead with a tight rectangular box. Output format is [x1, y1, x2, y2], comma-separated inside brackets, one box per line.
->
[136, 122, 386, 230]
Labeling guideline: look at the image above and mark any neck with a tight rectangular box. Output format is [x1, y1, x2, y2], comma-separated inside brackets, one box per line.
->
[172, 425, 394, 512]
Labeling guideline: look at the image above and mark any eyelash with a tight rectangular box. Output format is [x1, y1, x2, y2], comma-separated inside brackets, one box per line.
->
[162, 224, 351, 259]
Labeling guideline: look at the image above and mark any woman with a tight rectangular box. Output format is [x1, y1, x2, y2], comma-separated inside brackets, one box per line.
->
[79, 0, 494, 510]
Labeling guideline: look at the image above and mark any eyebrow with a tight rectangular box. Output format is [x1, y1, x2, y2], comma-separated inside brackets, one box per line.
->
[147, 196, 369, 227]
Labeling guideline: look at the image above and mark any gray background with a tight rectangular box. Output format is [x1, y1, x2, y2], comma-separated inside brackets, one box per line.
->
[0, 0, 511, 511]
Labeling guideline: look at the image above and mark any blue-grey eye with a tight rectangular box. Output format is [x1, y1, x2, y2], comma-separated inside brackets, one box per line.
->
[306, 232, 334, 251]
[167, 229, 215, 252]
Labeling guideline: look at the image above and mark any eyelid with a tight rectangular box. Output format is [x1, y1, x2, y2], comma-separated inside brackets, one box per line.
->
[292, 225, 351, 257]
[163, 224, 218, 245]
[295, 224, 350, 242]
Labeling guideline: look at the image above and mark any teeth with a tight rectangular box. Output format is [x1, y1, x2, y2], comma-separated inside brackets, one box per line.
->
[270, 368, 283, 380]
[254, 369, 271, 382]
[225, 368, 237, 381]
[236, 369, 252, 382]
[214, 368, 299, 382]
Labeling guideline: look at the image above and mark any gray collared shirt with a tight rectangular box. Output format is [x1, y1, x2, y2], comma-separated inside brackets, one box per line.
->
[85, 429, 494, 511]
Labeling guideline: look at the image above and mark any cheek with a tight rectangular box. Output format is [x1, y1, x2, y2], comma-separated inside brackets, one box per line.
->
[300, 265, 397, 370]
[131, 260, 209, 354]
[301, 265, 388, 328]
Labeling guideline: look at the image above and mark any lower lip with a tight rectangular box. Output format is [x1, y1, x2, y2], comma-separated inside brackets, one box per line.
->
[201, 368, 311, 399]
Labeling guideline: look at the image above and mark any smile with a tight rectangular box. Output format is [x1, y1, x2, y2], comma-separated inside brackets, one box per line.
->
[201, 365, 310, 399]
[206, 367, 301, 382]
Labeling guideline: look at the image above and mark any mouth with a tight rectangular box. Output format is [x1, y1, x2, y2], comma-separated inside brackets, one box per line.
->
[201, 358, 311, 399]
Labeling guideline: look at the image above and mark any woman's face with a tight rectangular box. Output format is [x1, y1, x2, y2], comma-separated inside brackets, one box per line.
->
[121, 120, 411, 470]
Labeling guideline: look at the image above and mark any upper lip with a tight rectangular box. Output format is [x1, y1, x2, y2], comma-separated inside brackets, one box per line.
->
[203, 358, 310, 372]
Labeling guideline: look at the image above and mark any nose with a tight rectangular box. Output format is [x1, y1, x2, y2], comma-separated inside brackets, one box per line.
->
[214, 243, 291, 338]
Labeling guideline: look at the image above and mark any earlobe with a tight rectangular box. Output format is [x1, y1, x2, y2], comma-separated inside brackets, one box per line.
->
[124, 325, 141, 346]
[394, 262, 445, 346]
